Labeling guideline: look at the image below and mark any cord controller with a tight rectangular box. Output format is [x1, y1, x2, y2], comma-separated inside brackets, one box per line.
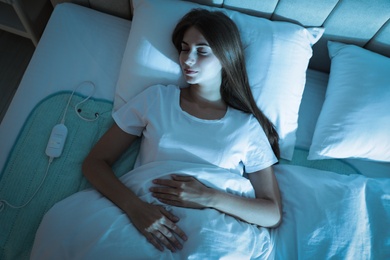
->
[45, 124, 68, 158]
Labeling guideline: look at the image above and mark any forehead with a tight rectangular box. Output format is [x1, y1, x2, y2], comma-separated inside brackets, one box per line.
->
[182, 26, 209, 46]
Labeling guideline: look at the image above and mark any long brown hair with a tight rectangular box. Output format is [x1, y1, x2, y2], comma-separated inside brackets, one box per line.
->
[172, 9, 280, 159]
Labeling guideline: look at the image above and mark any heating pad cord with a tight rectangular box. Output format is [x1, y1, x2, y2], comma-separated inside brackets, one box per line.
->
[0, 157, 53, 213]
[62, 81, 98, 124]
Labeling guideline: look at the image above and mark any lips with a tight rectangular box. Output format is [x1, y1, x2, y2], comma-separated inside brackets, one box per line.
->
[184, 68, 198, 75]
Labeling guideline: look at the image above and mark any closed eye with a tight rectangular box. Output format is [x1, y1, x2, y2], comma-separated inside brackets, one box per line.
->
[181, 41, 211, 55]
[197, 47, 211, 55]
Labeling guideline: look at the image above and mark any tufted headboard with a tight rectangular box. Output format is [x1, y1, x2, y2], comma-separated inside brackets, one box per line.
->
[50, 0, 390, 72]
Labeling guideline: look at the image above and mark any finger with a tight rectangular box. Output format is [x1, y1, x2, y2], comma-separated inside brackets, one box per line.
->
[153, 230, 177, 252]
[142, 230, 164, 252]
[157, 198, 183, 207]
[171, 174, 193, 181]
[167, 222, 188, 242]
[160, 215, 188, 242]
[153, 179, 179, 188]
[150, 186, 176, 195]
[151, 190, 183, 205]
[143, 222, 177, 252]
[160, 207, 179, 222]
[153, 230, 176, 252]
[152, 191, 181, 202]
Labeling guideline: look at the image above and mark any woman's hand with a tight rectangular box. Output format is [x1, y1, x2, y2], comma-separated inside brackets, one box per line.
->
[151, 168, 282, 228]
[150, 175, 213, 209]
[126, 200, 187, 252]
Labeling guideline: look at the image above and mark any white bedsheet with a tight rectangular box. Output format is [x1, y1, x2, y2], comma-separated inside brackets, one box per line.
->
[0, 3, 131, 171]
[273, 164, 390, 259]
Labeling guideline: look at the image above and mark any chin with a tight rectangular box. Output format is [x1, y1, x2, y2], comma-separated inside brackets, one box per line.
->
[184, 77, 198, 85]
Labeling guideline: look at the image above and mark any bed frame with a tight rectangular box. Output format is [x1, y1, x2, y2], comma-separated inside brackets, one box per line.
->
[51, 0, 390, 73]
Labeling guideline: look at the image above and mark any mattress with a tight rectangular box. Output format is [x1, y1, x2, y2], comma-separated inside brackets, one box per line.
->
[0, 3, 131, 173]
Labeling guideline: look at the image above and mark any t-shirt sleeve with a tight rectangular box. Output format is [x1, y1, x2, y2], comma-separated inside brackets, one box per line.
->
[243, 118, 278, 173]
[112, 85, 160, 136]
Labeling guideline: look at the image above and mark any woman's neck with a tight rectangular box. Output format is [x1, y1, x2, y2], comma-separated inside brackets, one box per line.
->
[188, 84, 222, 104]
[180, 86, 227, 120]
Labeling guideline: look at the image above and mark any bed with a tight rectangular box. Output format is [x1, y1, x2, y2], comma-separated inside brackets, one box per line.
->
[0, 0, 389, 259]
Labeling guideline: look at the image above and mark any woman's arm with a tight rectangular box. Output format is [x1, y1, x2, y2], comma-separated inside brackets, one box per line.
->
[150, 166, 282, 228]
[82, 123, 139, 211]
[82, 123, 187, 252]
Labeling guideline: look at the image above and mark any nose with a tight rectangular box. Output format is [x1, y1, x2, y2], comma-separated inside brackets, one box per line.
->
[184, 51, 196, 66]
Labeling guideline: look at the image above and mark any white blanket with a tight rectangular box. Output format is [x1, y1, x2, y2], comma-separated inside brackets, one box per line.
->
[273, 164, 390, 259]
[31, 162, 390, 259]
[31, 161, 273, 260]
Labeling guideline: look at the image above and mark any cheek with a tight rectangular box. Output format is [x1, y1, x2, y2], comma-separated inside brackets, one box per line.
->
[204, 59, 222, 74]
[179, 51, 189, 64]
[207, 55, 221, 67]
[179, 53, 184, 66]
[214, 60, 222, 71]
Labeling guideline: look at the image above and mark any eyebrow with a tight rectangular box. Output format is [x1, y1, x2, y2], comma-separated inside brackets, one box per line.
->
[181, 40, 210, 47]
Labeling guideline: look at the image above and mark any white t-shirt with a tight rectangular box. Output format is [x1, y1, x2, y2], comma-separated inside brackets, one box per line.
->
[113, 84, 277, 176]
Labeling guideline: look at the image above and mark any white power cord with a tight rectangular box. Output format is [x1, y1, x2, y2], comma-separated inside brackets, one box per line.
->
[0, 157, 53, 212]
[63, 81, 98, 124]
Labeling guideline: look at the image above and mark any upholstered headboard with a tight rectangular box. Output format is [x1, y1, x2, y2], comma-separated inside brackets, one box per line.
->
[50, 0, 390, 72]
[219, 0, 390, 72]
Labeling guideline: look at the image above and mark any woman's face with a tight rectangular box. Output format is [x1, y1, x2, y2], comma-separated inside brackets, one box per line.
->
[179, 27, 222, 86]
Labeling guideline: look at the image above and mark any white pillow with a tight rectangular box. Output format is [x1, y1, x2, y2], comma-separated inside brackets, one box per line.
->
[115, 0, 323, 160]
[308, 41, 390, 162]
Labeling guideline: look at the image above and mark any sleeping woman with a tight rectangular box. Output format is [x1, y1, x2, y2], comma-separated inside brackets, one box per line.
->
[31, 9, 282, 259]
